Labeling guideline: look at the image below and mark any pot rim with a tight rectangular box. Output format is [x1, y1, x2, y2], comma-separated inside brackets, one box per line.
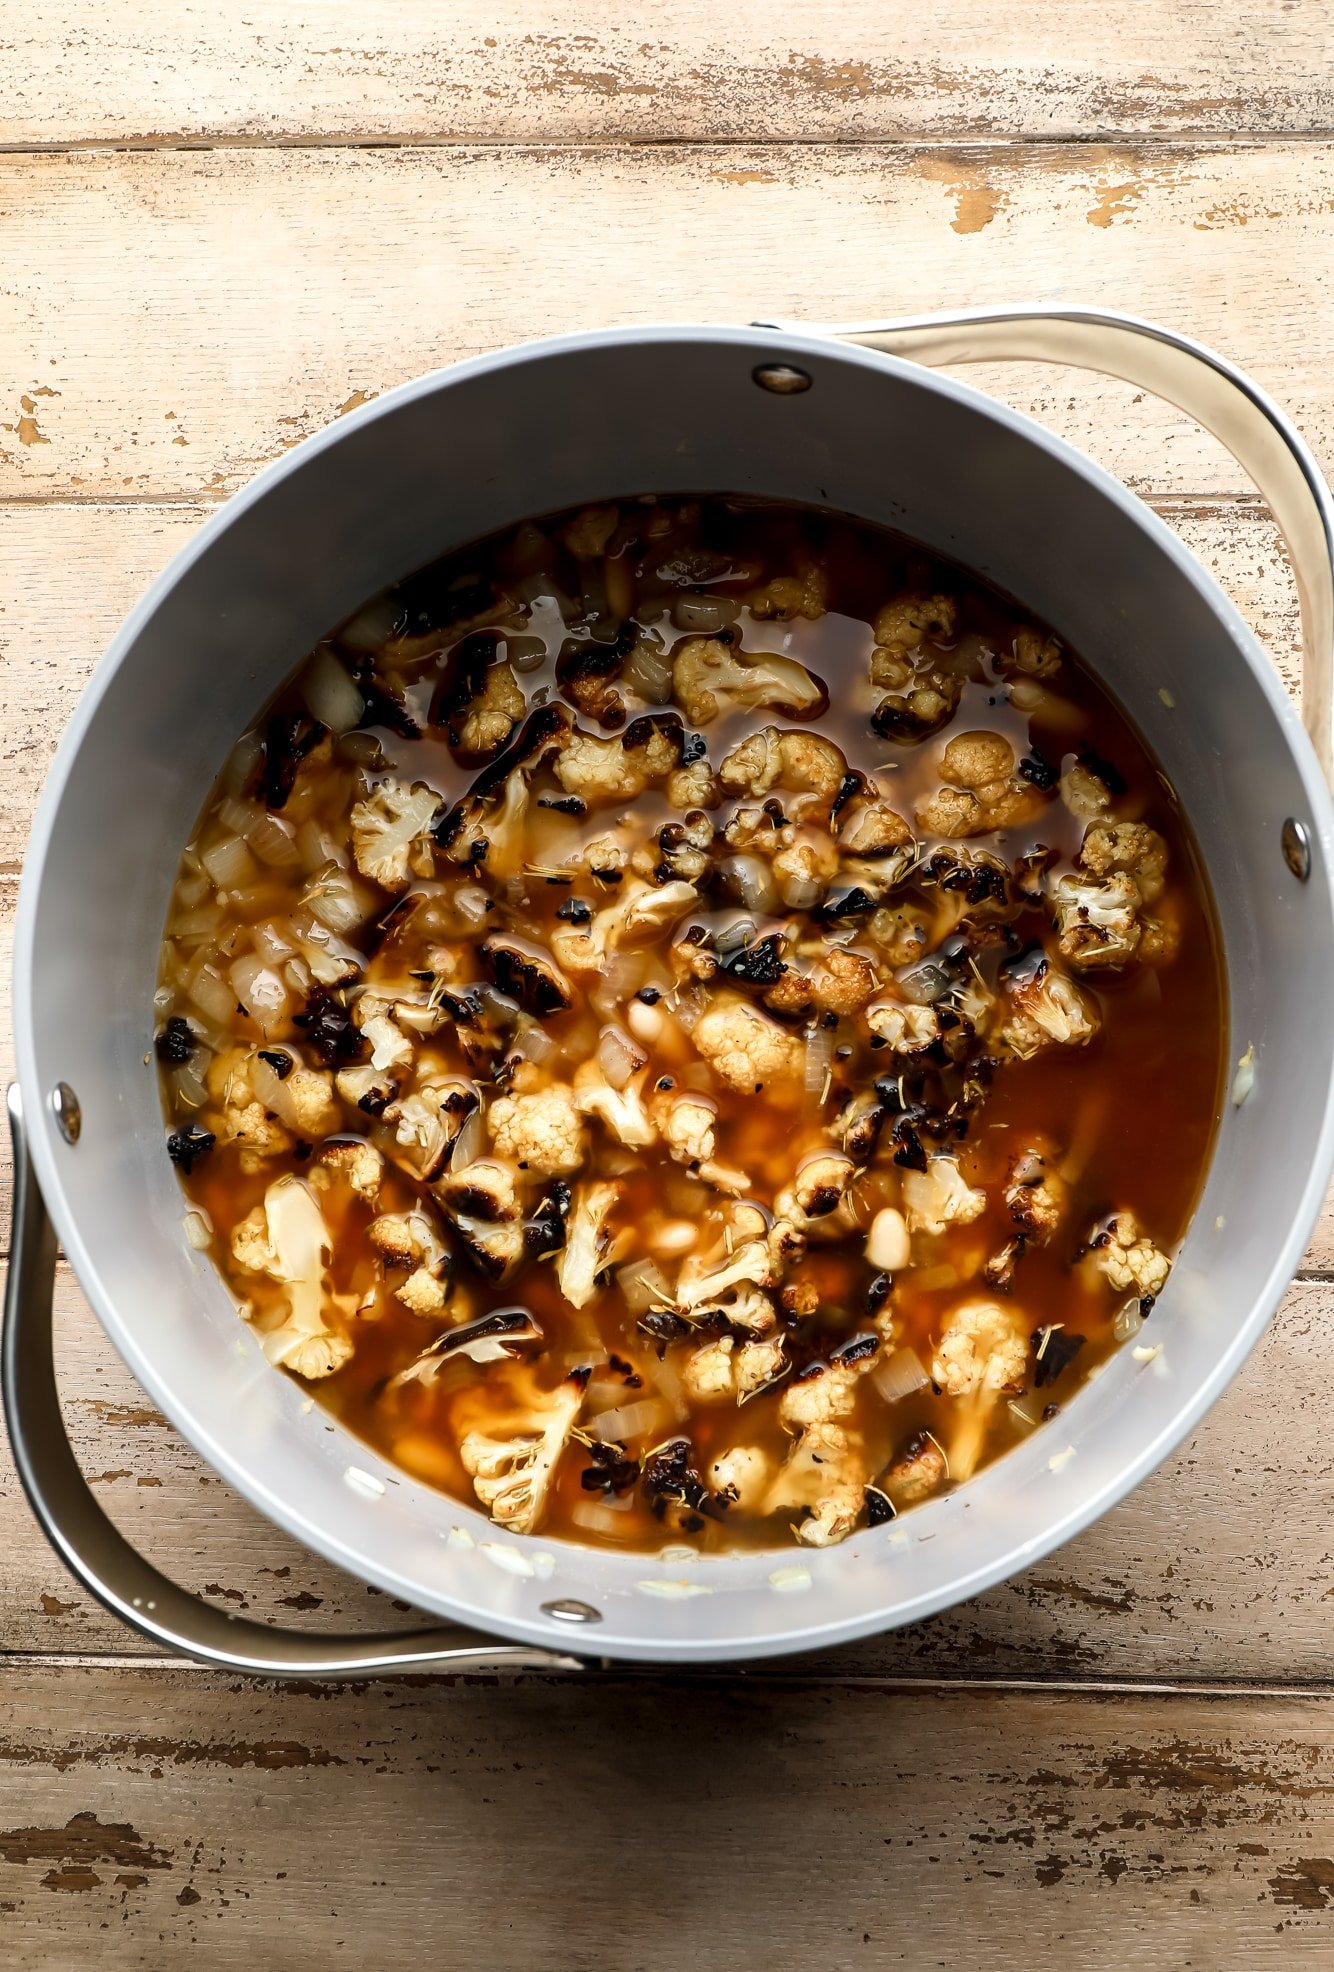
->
[15, 320, 1334, 1661]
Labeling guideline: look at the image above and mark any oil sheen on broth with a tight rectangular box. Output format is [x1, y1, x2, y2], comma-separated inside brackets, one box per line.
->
[156, 496, 1224, 1554]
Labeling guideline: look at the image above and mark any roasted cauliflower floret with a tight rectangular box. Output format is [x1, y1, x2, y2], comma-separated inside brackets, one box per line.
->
[836, 797, 914, 858]
[352, 993, 415, 1073]
[369, 1207, 452, 1317]
[553, 721, 680, 808]
[1009, 627, 1063, 678]
[884, 1428, 949, 1505]
[458, 1372, 587, 1534]
[809, 948, 879, 1016]
[676, 1238, 773, 1315]
[665, 757, 720, 811]
[871, 672, 963, 745]
[451, 661, 526, 759]
[775, 1153, 858, 1230]
[745, 562, 826, 621]
[672, 635, 824, 726]
[709, 1444, 776, 1512]
[1049, 870, 1143, 970]
[487, 1083, 585, 1177]
[574, 1061, 657, 1148]
[437, 1158, 526, 1281]
[556, 1180, 623, 1309]
[383, 1080, 477, 1183]
[683, 1333, 786, 1404]
[865, 1000, 940, 1056]
[335, 1063, 399, 1116]
[917, 730, 1044, 838]
[778, 1345, 878, 1430]
[310, 1138, 383, 1204]
[1060, 760, 1113, 822]
[551, 877, 699, 974]
[692, 994, 805, 1094]
[349, 779, 440, 890]
[931, 1299, 1028, 1399]
[1078, 820, 1168, 905]
[996, 954, 1100, 1060]
[234, 1176, 352, 1381]
[1090, 1211, 1171, 1298]
[901, 1156, 986, 1236]
[769, 1419, 867, 1548]
[872, 593, 958, 654]
[1004, 1151, 1067, 1244]
[718, 726, 847, 805]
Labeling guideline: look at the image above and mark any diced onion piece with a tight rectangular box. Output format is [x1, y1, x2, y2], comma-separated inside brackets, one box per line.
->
[170, 1059, 210, 1111]
[245, 810, 303, 869]
[616, 1257, 673, 1315]
[200, 833, 257, 892]
[175, 871, 211, 909]
[622, 635, 673, 703]
[301, 646, 365, 734]
[336, 594, 399, 655]
[647, 1349, 689, 1422]
[804, 1020, 834, 1098]
[1113, 1301, 1146, 1343]
[672, 596, 734, 635]
[217, 794, 260, 837]
[585, 1398, 670, 1444]
[865, 1207, 911, 1272]
[718, 855, 776, 913]
[777, 867, 822, 910]
[295, 819, 343, 874]
[303, 862, 370, 935]
[172, 901, 225, 945]
[230, 954, 289, 1035]
[511, 1019, 557, 1066]
[221, 729, 263, 796]
[452, 884, 491, 928]
[183, 1210, 213, 1251]
[450, 1105, 485, 1171]
[249, 1053, 301, 1129]
[186, 960, 237, 1026]
[251, 918, 297, 964]
[597, 1023, 647, 1091]
[871, 1346, 930, 1406]
[570, 1494, 635, 1535]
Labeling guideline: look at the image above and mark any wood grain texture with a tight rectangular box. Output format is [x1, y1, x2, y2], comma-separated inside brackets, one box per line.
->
[3, 144, 1334, 505]
[3, 1, 1331, 147]
[2, 1665, 1334, 1967]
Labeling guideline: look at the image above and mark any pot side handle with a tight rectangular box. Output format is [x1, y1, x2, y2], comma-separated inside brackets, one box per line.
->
[757, 305, 1334, 787]
[1, 1087, 587, 1678]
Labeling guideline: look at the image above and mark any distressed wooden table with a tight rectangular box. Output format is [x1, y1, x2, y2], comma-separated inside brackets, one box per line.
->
[3, 5, 1334, 1962]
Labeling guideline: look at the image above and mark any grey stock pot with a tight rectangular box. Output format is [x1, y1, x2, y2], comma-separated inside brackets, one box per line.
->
[8, 307, 1334, 1674]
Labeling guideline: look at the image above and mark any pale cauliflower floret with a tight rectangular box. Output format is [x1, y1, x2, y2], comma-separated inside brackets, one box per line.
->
[1060, 761, 1113, 822]
[709, 1444, 776, 1512]
[311, 1139, 383, 1204]
[745, 562, 826, 621]
[997, 957, 1100, 1060]
[1049, 870, 1142, 970]
[553, 725, 678, 808]
[810, 948, 879, 1016]
[555, 1180, 623, 1309]
[676, 1239, 773, 1314]
[837, 798, 913, 858]
[940, 729, 1016, 789]
[671, 635, 823, 726]
[239, 1175, 352, 1382]
[1011, 627, 1063, 678]
[225, 1099, 292, 1162]
[769, 1419, 866, 1549]
[902, 1156, 987, 1236]
[554, 876, 701, 975]
[369, 1208, 451, 1317]
[231, 1206, 277, 1273]
[486, 1084, 585, 1177]
[771, 832, 840, 902]
[459, 1374, 586, 1534]
[692, 995, 805, 1094]
[349, 779, 440, 891]
[574, 1062, 657, 1148]
[684, 1334, 786, 1404]
[1092, 1212, 1171, 1298]
[353, 994, 415, 1073]
[778, 1348, 877, 1430]
[718, 726, 847, 804]
[866, 1000, 940, 1055]
[383, 1079, 477, 1182]
[665, 757, 720, 811]
[917, 730, 1041, 838]
[652, 1089, 716, 1166]
[456, 662, 525, 757]
[1079, 820, 1168, 905]
[931, 1299, 1028, 1399]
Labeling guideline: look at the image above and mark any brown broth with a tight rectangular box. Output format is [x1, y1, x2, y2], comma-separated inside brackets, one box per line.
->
[158, 495, 1225, 1554]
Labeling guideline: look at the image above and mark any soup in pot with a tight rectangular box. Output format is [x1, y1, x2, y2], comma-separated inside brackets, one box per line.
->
[156, 495, 1224, 1553]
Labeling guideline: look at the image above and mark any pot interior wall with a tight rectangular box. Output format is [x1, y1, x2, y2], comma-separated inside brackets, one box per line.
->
[16, 329, 1334, 1658]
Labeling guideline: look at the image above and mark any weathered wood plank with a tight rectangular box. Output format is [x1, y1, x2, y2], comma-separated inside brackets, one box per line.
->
[2, 0, 1331, 147]
[3, 144, 1334, 503]
[5, 1266, 1332, 1682]
[0, 1664, 1333, 1965]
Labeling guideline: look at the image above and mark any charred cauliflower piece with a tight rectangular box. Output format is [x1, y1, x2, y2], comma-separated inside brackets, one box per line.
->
[437, 1158, 525, 1281]
[709, 1444, 776, 1512]
[1090, 1211, 1171, 1298]
[487, 1084, 585, 1177]
[368, 1207, 452, 1317]
[769, 1419, 867, 1548]
[996, 953, 1100, 1060]
[1078, 820, 1168, 905]
[1004, 1151, 1067, 1244]
[865, 1000, 940, 1056]
[556, 1180, 623, 1309]
[440, 649, 526, 760]
[350, 779, 440, 890]
[836, 795, 914, 859]
[231, 1175, 352, 1380]
[672, 635, 825, 726]
[931, 1299, 1028, 1399]
[1049, 870, 1143, 971]
[692, 994, 805, 1095]
[873, 593, 958, 657]
[459, 1370, 587, 1534]
[884, 1428, 949, 1505]
[901, 1156, 986, 1236]
[745, 562, 826, 621]
[310, 1138, 383, 1205]
[574, 1061, 657, 1148]
[665, 756, 720, 811]
[676, 1238, 773, 1315]
[383, 1079, 478, 1183]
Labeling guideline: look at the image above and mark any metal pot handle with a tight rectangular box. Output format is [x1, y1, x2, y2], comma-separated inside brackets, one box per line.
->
[758, 304, 1334, 783]
[1, 1087, 585, 1677]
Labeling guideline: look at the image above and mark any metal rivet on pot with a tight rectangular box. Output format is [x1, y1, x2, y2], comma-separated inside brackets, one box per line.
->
[50, 1082, 81, 1145]
[1281, 817, 1312, 881]
[752, 363, 812, 395]
[540, 1598, 603, 1625]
